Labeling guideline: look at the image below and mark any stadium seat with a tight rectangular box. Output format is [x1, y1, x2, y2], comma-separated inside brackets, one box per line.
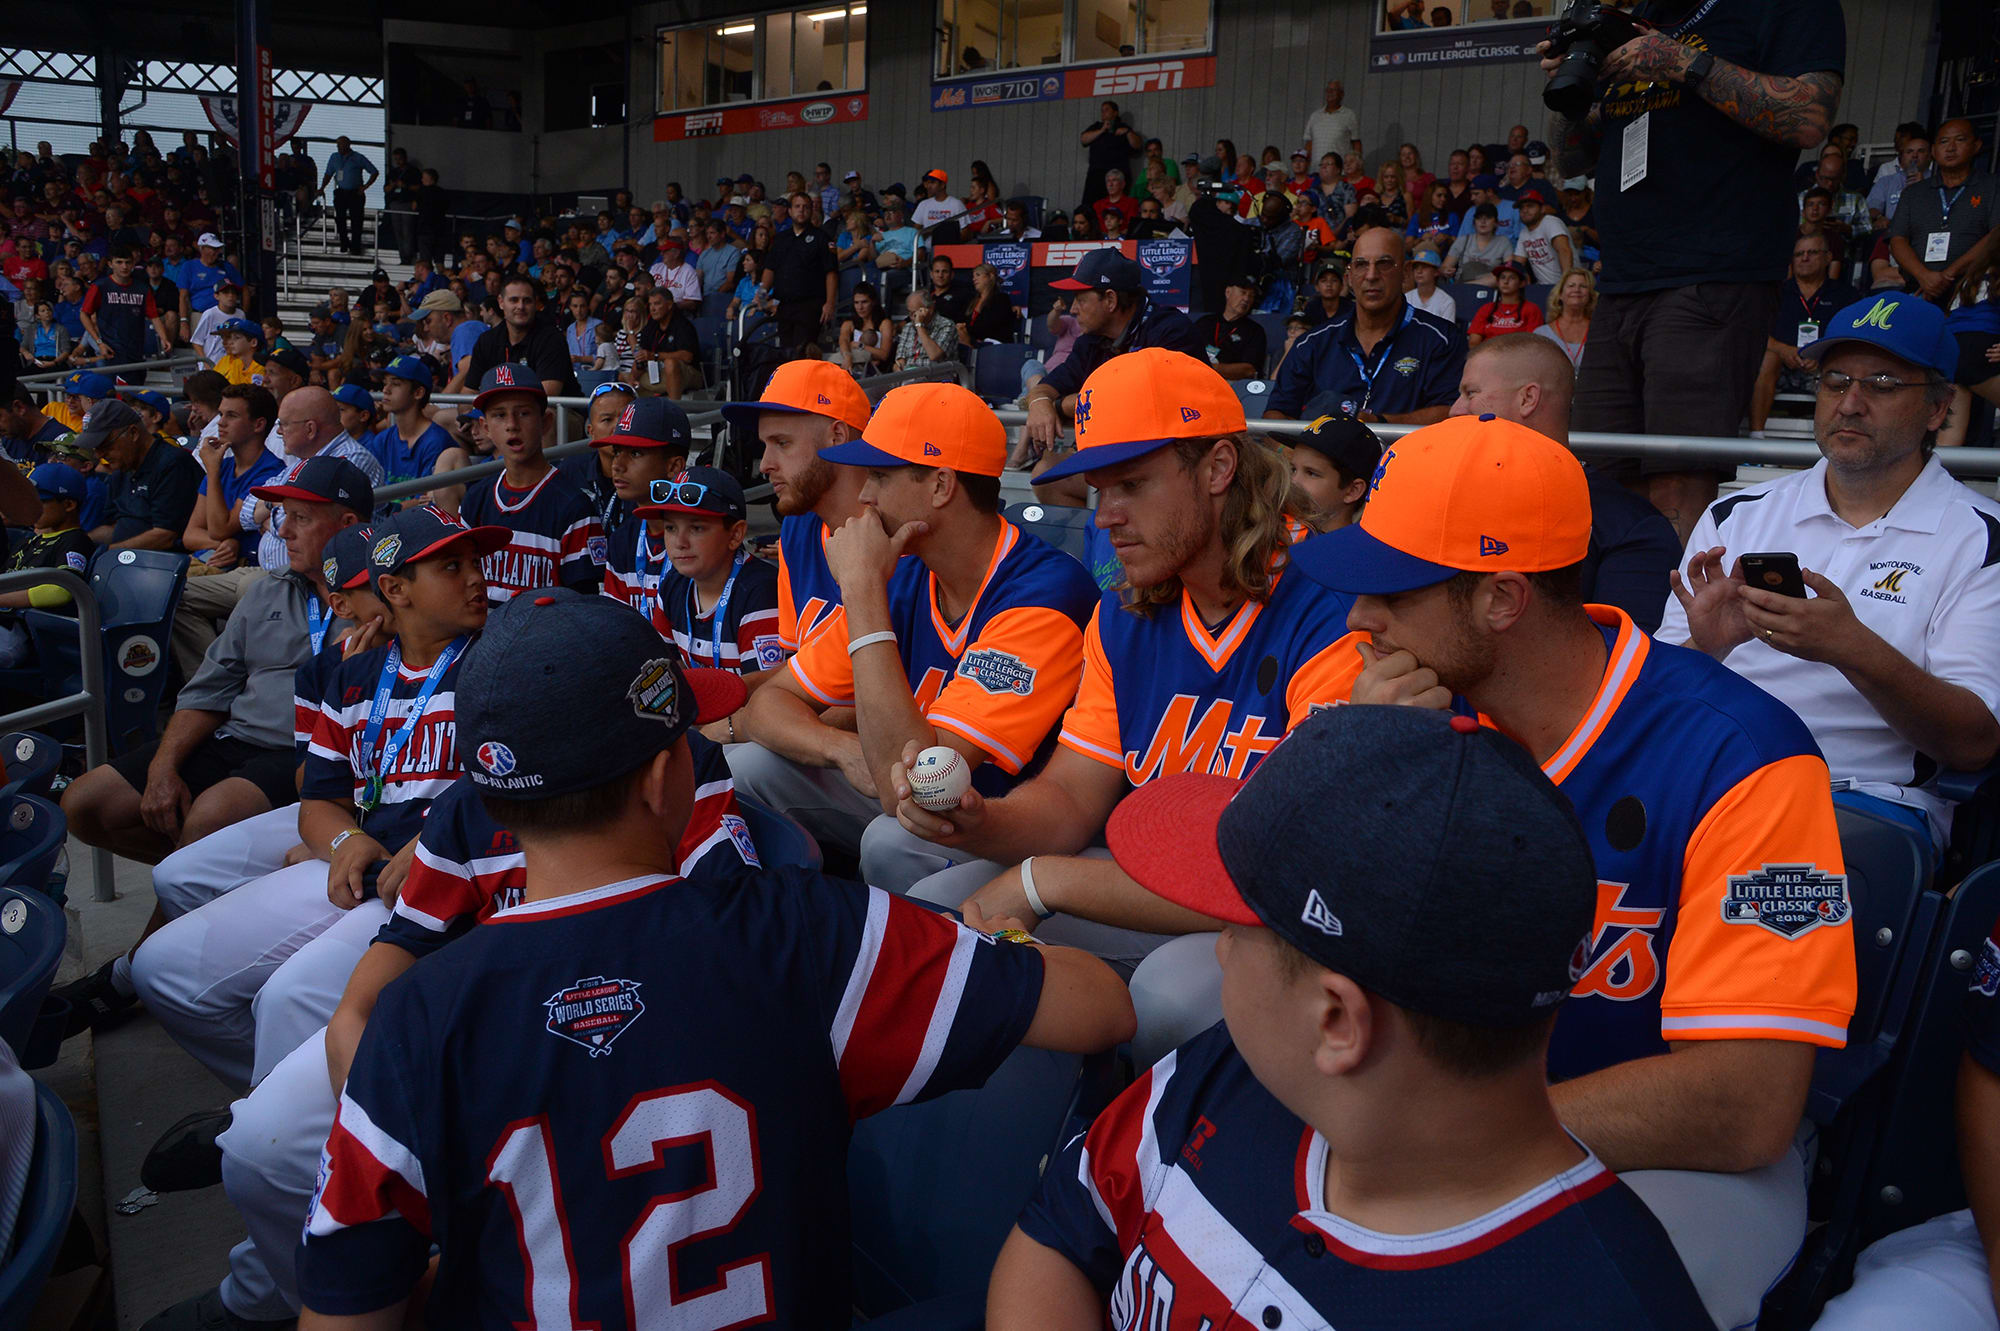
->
[972, 343, 1030, 405]
[847, 1044, 1087, 1317]
[1450, 283, 1496, 325]
[577, 370, 621, 394]
[0, 732, 62, 803]
[1523, 282, 1552, 311]
[0, 885, 66, 1065]
[1005, 501, 1094, 567]
[737, 794, 822, 872]
[1250, 313, 1290, 374]
[25, 548, 189, 754]
[1232, 377, 1272, 417]
[0, 794, 67, 902]
[702, 288, 734, 320]
[0, 1082, 79, 1327]
[1937, 761, 2000, 889]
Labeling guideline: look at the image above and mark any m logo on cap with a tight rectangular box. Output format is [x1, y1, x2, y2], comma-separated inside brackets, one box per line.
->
[1480, 535, 1510, 557]
[495, 365, 518, 386]
[1855, 298, 1898, 331]
[1301, 889, 1343, 937]
[1368, 447, 1395, 495]
[1075, 389, 1093, 429]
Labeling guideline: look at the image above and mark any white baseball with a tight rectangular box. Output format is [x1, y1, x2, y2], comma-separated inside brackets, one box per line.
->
[908, 746, 971, 812]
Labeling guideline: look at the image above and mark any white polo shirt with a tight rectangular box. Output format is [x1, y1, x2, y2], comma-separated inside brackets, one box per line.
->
[1658, 455, 2000, 841]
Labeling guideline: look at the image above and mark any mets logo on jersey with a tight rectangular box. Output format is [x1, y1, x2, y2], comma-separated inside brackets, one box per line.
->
[543, 976, 645, 1057]
[958, 647, 1037, 696]
[1572, 881, 1664, 1002]
[1721, 863, 1851, 939]
[476, 741, 516, 776]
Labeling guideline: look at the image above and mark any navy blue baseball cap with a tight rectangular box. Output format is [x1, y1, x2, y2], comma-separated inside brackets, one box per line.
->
[1107, 705, 1598, 1028]
[320, 520, 381, 591]
[1801, 294, 1958, 380]
[1293, 413, 1385, 481]
[1050, 248, 1145, 293]
[473, 362, 546, 409]
[457, 588, 748, 798]
[217, 316, 261, 339]
[330, 383, 374, 411]
[595, 396, 692, 452]
[122, 388, 171, 417]
[1471, 173, 1500, 190]
[267, 346, 309, 377]
[364, 506, 510, 591]
[28, 463, 86, 504]
[637, 465, 746, 522]
[251, 455, 375, 517]
[64, 371, 114, 398]
[383, 354, 434, 388]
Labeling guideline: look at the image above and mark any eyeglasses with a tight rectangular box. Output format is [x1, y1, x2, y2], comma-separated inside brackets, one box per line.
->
[1811, 370, 1941, 398]
[650, 478, 711, 507]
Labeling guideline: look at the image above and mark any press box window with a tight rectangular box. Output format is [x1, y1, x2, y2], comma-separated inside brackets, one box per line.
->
[658, 4, 866, 112]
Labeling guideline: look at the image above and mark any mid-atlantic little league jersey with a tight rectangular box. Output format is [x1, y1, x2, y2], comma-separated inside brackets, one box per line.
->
[659, 555, 783, 674]
[300, 639, 468, 850]
[80, 276, 158, 362]
[381, 739, 759, 957]
[1020, 1026, 1714, 1331]
[1059, 563, 1356, 785]
[788, 520, 1098, 791]
[1540, 607, 1853, 1081]
[294, 644, 344, 757]
[600, 514, 666, 621]
[557, 448, 626, 532]
[457, 467, 606, 603]
[300, 871, 1047, 1325]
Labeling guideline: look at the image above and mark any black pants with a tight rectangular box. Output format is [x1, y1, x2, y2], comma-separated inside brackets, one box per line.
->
[775, 300, 825, 354]
[332, 187, 365, 253]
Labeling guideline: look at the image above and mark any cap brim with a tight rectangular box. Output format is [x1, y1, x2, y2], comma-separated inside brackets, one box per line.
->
[633, 502, 743, 520]
[720, 399, 814, 432]
[593, 432, 689, 451]
[1289, 523, 1459, 595]
[473, 384, 548, 410]
[249, 483, 336, 506]
[1036, 436, 1177, 484]
[687, 667, 749, 724]
[1105, 774, 1262, 926]
[820, 439, 913, 469]
[1798, 329, 1945, 377]
[1048, 277, 1096, 291]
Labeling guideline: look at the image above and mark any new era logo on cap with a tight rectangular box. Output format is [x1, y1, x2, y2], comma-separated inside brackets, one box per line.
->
[1179, 407, 1201, 423]
[1480, 535, 1510, 557]
[923, 442, 942, 457]
[1301, 889, 1344, 937]
[816, 393, 832, 405]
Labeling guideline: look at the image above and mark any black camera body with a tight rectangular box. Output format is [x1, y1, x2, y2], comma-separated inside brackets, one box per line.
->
[1542, 1, 1651, 119]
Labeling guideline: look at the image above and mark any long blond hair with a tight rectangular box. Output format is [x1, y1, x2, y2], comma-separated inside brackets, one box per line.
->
[1123, 433, 1307, 613]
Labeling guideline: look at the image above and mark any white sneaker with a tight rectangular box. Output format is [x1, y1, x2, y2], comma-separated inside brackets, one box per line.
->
[1748, 430, 1770, 440]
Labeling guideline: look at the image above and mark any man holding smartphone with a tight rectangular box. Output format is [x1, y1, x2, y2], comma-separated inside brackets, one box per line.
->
[1662, 294, 2000, 849]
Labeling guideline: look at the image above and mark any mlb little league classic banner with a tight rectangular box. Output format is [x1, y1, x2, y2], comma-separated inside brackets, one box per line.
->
[932, 239, 1197, 313]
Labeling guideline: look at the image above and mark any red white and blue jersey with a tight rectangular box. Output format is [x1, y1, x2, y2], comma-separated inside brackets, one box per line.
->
[789, 520, 1098, 793]
[1020, 1026, 1713, 1330]
[1060, 562, 1355, 786]
[1534, 608, 1853, 1081]
[458, 467, 606, 603]
[600, 514, 668, 621]
[301, 640, 467, 849]
[300, 871, 1046, 1325]
[294, 649, 342, 759]
[659, 556, 783, 675]
[380, 738, 759, 957]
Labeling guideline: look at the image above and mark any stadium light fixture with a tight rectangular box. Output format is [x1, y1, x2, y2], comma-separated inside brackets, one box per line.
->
[718, 23, 755, 35]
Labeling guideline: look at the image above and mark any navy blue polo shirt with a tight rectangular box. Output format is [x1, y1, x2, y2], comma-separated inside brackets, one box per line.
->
[1269, 306, 1465, 419]
[1041, 301, 1206, 399]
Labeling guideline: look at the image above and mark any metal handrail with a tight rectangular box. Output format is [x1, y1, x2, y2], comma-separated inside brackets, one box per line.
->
[0, 569, 112, 903]
[20, 352, 207, 387]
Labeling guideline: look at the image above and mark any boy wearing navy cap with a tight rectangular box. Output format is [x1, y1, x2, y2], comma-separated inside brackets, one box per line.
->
[298, 588, 1134, 1329]
[640, 464, 781, 690]
[556, 381, 639, 532]
[991, 707, 1711, 1330]
[0, 464, 97, 662]
[592, 394, 691, 620]
[458, 364, 606, 602]
[1287, 412, 1384, 532]
[363, 354, 455, 485]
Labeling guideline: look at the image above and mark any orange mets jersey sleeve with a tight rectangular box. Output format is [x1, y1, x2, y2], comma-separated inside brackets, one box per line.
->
[927, 605, 1087, 774]
[776, 540, 800, 650]
[1285, 629, 1369, 726]
[786, 602, 859, 707]
[1056, 607, 1122, 769]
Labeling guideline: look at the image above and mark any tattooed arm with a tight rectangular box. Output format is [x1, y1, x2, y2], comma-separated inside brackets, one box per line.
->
[1598, 31, 1840, 149]
[1548, 108, 1603, 178]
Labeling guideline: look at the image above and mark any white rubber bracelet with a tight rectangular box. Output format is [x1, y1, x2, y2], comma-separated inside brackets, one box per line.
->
[847, 630, 898, 657]
[1020, 856, 1052, 920]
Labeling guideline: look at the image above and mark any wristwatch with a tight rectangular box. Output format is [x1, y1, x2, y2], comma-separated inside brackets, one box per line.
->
[1682, 50, 1714, 91]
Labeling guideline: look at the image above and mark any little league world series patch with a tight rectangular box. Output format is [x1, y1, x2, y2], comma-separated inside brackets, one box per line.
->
[544, 976, 646, 1057]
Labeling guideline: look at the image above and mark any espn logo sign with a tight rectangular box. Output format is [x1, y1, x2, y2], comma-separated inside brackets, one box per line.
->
[683, 111, 724, 138]
[1091, 60, 1188, 95]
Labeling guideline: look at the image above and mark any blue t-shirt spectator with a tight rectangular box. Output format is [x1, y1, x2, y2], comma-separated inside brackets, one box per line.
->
[364, 421, 456, 485]
[321, 149, 378, 193]
[875, 225, 918, 266]
[696, 242, 738, 295]
[54, 298, 85, 340]
[450, 318, 487, 375]
[1458, 199, 1519, 243]
[197, 449, 287, 559]
[177, 258, 243, 315]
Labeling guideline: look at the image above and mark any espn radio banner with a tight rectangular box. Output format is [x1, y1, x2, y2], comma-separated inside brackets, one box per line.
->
[931, 55, 1216, 113]
[654, 93, 868, 142]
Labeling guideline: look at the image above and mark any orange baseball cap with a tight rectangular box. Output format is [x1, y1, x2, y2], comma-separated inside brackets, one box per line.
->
[1037, 347, 1248, 482]
[820, 382, 1006, 477]
[1292, 414, 1591, 594]
[720, 360, 872, 437]
[923, 168, 948, 184]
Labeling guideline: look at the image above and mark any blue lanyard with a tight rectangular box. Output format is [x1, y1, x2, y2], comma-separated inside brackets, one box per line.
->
[306, 597, 328, 655]
[681, 550, 747, 668]
[1938, 184, 1968, 223]
[635, 524, 665, 625]
[1344, 306, 1412, 411]
[357, 637, 465, 811]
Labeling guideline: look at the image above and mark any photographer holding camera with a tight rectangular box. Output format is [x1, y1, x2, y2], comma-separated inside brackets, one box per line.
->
[1543, 0, 1846, 544]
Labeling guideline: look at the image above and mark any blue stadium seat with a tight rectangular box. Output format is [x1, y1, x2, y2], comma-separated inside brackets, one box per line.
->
[0, 732, 62, 803]
[25, 548, 189, 754]
[577, 370, 621, 394]
[0, 886, 66, 1065]
[1250, 313, 1290, 374]
[972, 343, 1030, 405]
[1232, 377, 1272, 417]
[702, 288, 734, 320]
[0, 1082, 78, 1326]
[1523, 282, 1553, 311]
[847, 1044, 1087, 1317]
[0, 795, 66, 903]
[1450, 283, 1496, 325]
[1005, 501, 1094, 568]
[736, 794, 822, 872]
[1936, 761, 2000, 889]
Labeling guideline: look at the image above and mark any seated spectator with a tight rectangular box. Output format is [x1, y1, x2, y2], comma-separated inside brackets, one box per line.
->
[1940, 254, 2000, 448]
[84, 396, 203, 550]
[1535, 268, 1598, 374]
[633, 289, 703, 399]
[732, 383, 1096, 890]
[870, 200, 918, 282]
[1407, 180, 1456, 249]
[834, 204, 875, 271]
[0, 464, 97, 666]
[960, 262, 1017, 346]
[1750, 232, 1860, 435]
[1299, 256, 1349, 329]
[1467, 261, 1544, 345]
[1286, 412, 1383, 531]
[1456, 174, 1518, 242]
[1889, 119, 1999, 309]
[363, 354, 455, 485]
[1444, 202, 1513, 285]
[25, 299, 72, 370]
[563, 291, 601, 373]
[458, 366, 604, 603]
[329, 382, 377, 442]
[645, 465, 781, 680]
[1204, 277, 1268, 380]
[833, 281, 893, 377]
[1406, 244, 1455, 320]
[893, 290, 957, 370]
[1093, 170, 1142, 234]
[1067, 207, 1099, 241]
[213, 317, 265, 386]
[1512, 183, 1573, 286]
[1268, 228, 1464, 424]
[184, 383, 285, 580]
[1664, 296, 2000, 848]
[648, 235, 701, 314]
[960, 178, 1003, 237]
[0, 381, 71, 465]
[1864, 129, 1932, 231]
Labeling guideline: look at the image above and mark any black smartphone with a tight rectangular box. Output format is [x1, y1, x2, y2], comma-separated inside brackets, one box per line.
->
[1740, 552, 1807, 599]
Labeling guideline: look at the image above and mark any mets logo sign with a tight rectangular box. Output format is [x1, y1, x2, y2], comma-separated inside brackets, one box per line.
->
[544, 976, 645, 1057]
[958, 647, 1036, 695]
[1721, 863, 1851, 939]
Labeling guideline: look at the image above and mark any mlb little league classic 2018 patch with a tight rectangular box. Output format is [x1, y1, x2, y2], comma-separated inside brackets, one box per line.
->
[1720, 863, 1850, 939]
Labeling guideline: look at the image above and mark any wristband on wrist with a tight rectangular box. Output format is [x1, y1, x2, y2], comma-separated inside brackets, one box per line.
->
[1020, 856, 1052, 920]
[329, 827, 364, 853]
[847, 630, 898, 657]
[989, 928, 1040, 946]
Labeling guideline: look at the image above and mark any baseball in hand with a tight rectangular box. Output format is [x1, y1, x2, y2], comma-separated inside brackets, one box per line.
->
[908, 746, 971, 812]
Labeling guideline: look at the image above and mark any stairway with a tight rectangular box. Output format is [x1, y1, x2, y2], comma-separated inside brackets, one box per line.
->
[274, 207, 417, 341]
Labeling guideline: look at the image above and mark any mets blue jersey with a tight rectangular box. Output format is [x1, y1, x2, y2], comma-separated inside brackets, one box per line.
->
[361, 421, 454, 486]
[1021, 1025, 1713, 1330]
[300, 871, 1046, 1326]
[1542, 608, 1853, 1082]
[458, 467, 606, 603]
[774, 513, 842, 651]
[788, 520, 1098, 791]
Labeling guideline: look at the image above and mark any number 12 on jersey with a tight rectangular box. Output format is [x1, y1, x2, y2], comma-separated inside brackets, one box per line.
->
[486, 1083, 773, 1329]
